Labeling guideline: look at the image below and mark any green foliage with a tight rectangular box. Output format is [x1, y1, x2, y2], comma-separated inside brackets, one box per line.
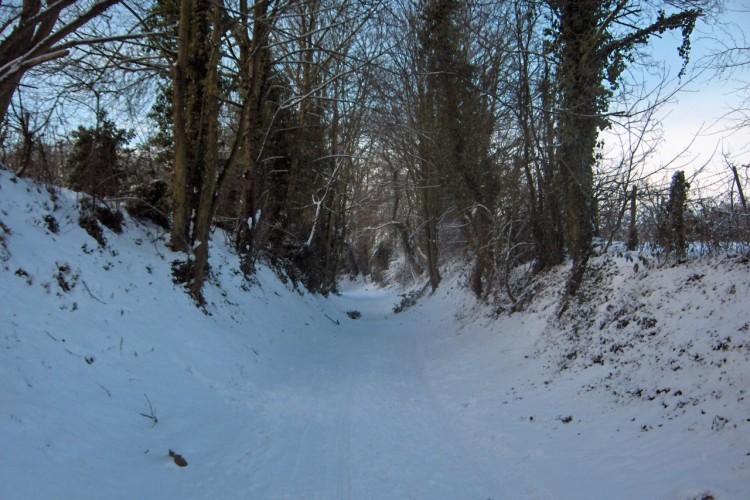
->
[146, 0, 180, 55]
[125, 179, 171, 229]
[139, 0, 181, 170]
[66, 112, 131, 200]
[78, 197, 124, 247]
[146, 84, 175, 169]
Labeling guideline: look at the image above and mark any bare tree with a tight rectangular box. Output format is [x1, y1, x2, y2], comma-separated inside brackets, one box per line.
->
[0, 0, 125, 127]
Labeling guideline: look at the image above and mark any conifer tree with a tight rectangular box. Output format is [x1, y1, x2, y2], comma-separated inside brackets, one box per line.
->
[66, 112, 129, 201]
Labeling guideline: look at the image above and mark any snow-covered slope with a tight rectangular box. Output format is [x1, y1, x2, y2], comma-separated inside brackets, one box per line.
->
[415, 254, 750, 499]
[1, 167, 748, 499]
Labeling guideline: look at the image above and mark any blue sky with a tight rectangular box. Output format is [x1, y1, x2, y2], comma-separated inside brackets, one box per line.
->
[638, 1, 750, 194]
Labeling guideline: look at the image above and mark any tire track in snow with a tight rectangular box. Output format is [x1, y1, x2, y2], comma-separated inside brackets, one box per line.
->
[334, 342, 357, 500]
[286, 418, 313, 491]
[410, 308, 543, 497]
[339, 314, 505, 498]
[259, 324, 361, 499]
[259, 288, 514, 498]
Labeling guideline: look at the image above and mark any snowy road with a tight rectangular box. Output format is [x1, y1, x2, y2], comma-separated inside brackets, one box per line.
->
[3, 168, 747, 500]
[231, 281, 749, 500]
[245, 287, 507, 499]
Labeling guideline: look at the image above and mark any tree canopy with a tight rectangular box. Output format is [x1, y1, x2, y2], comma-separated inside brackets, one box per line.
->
[3, 0, 745, 306]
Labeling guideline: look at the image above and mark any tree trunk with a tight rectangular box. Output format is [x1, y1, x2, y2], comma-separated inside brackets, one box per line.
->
[627, 185, 638, 251]
[668, 170, 689, 263]
[170, 0, 222, 302]
[468, 219, 492, 298]
[556, 0, 601, 297]
[541, 60, 565, 267]
[170, 0, 193, 252]
[282, 1, 319, 228]
[235, 0, 272, 274]
[189, 0, 224, 301]
[423, 158, 441, 291]
[730, 164, 747, 213]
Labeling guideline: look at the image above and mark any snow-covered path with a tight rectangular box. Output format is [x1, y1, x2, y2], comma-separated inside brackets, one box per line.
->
[237, 281, 750, 500]
[244, 288, 505, 499]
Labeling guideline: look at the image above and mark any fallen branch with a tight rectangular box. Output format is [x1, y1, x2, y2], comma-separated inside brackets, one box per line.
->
[139, 394, 158, 426]
[95, 382, 111, 397]
[45, 330, 82, 358]
[323, 313, 340, 325]
[81, 279, 106, 304]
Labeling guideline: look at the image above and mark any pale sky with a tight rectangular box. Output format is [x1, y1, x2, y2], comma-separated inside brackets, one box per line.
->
[632, 2, 750, 196]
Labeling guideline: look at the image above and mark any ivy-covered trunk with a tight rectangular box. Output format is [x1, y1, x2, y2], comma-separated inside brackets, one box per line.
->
[170, 0, 223, 304]
[555, 0, 601, 298]
[667, 170, 689, 262]
[551, 0, 700, 299]
[235, 0, 272, 274]
[188, 0, 223, 301]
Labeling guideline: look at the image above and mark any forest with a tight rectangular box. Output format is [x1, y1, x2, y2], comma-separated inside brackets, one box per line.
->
[1, 0, 747, 305]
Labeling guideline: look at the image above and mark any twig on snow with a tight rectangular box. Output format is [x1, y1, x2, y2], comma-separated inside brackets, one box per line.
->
[139, 394, 158, 426]
[81, 279, 106, 304]
[95, 382, 111, 397]
[323, 313, 340, 325]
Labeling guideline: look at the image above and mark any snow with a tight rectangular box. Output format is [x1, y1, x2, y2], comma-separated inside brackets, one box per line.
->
[1, 167, 749, 499]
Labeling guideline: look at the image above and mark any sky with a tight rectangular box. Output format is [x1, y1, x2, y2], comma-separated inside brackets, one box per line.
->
[637, 1, 750, 194]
